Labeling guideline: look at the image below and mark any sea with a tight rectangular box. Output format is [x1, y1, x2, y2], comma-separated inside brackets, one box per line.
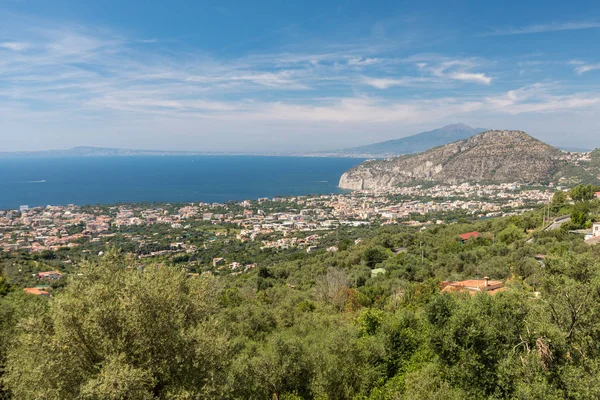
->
[0, 156, 365, 210]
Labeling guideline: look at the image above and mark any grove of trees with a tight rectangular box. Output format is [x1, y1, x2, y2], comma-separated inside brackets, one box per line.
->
[1, 196, 600, 399]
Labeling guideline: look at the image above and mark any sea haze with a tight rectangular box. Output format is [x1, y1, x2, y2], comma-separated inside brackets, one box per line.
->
[0, 156, 365, 210]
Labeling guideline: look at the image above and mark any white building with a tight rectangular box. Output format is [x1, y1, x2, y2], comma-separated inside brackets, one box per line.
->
[594, 223, 600, 238]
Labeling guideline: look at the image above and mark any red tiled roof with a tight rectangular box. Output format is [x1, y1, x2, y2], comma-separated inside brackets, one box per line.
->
[37, 270, 63, 277]
[441, 279, 505, 295]
[459, 231, 481, 241]
[24, 288, 50, 296]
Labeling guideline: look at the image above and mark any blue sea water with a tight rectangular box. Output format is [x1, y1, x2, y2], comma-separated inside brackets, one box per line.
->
[0, 156, 364, 210]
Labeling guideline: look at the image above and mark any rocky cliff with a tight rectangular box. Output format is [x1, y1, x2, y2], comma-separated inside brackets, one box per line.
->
[339, 130, 564, 189]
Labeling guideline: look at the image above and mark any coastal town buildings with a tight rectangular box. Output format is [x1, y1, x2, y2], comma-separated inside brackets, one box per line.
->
[0, 183, 557, 279]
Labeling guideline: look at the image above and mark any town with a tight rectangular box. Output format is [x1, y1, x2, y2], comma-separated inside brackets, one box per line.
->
[0, 182, 562, 277]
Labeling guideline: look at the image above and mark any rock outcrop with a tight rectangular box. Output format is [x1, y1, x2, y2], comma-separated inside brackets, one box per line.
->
[339, 130, 564, 189]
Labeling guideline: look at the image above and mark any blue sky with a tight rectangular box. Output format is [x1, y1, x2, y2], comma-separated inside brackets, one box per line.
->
[2, 0, 600, 152]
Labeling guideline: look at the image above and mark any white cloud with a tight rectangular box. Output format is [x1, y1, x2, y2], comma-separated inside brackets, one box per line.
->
[574, 64, 600, 74]
[361, 76, 434, 89]
[425, 59, 493, 85]
[362, 77, 404, 89]
[0, 41, 29, 51]
[186, 71, 309, 89]
[2, 17, 600, 151]
[448, 72, 492, 85]
[482, 21, 600, 36]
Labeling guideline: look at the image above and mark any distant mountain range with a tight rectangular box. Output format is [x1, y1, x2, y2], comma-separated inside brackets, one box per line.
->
[336, 123, 488, 157]
[0, 125, 593, 158]
[0, 147, 236, 158]
[339, 130, 600, 189]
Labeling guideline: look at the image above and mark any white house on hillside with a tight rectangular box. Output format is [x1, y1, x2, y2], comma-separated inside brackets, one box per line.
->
[594, 223, 600, 238]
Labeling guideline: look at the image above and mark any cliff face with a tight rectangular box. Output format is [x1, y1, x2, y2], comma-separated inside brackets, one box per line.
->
[339, 130, 564, 189]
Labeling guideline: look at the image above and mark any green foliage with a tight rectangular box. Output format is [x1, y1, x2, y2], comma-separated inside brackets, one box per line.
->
[362, 246, 390, 268]
[78, 354, 155, 400]
[4, 206, 600, 398]
[3, 249, 230, 399]
[571, 201, 591, 228]
[0, 272, 9, 298]
[551, 190, 568, 212]
[569, 184, 599, 202]
[356, 308, 385, 336]
[497, 224, 525, 245]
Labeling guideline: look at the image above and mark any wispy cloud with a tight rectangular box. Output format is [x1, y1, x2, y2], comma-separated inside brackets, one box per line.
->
[481, 21, 600, 36]
[347, 57, 380, 66]
[0, 41, 30, 51]
[361, 76, 434, 89]
[1, 16, 600, 151]
[362, 77, 407, 89]
[574, 63, 600, 74]
[448, 72, 492, 84]
[426, 59, 493, 85]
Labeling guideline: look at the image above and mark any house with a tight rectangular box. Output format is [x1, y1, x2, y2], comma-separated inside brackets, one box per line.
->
[37, 270, 63, 280]
[593, 222, 600, 238]
[585, 223, 600, 245]
[306, 245, 318, 253]
[459, 231, 481, 243]
[595, 192, 600, 199]
[441, 277, 505, 296]
[24, 287, 50, 296]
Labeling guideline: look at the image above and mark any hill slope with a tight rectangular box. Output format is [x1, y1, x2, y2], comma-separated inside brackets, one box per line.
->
[339, 123, 487, 157]
[339, 130, 569, 189]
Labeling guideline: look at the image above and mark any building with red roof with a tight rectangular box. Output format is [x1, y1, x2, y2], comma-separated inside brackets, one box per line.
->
[23, 287, 50, 297]
[441, 277, 505, 296]
[459, 231, 481, 243]
[37, 270, 63, 280]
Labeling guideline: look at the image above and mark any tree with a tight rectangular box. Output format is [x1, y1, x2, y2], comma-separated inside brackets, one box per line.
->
[497, 224, 525, 245]
[571, 202, 590, 228]
[569, 185, 596, 202]
[0, 291, 48, 399]
[0, 272, 9, 298]
[314, 268, 349, 311]
[551, 191, 568, 212]
[3, 249, 231, 399]
[362, 246, 389, 268]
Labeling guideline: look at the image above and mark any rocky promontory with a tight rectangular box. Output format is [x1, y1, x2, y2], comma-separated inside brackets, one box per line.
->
[339, 130, 565, 190]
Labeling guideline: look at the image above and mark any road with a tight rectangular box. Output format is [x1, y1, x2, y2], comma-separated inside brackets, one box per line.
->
[543, 216, 571, 231]
[527, 216, 571, 243]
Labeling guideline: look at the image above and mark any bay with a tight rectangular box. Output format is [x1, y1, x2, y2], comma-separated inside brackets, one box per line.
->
[0, 156, 364, 210]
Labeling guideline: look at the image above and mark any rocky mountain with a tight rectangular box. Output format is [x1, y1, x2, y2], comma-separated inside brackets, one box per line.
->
[339, 130, 578, 190]
[337, 123, 487, 157]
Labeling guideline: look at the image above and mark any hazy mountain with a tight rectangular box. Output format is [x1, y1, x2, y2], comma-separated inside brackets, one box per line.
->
[339, 130, 600, 190]
[0, 147, 226, 158]
[337, 124, 488, 157]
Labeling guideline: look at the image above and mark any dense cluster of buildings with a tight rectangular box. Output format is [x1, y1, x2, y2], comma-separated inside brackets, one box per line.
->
[0, 182, 554, 256]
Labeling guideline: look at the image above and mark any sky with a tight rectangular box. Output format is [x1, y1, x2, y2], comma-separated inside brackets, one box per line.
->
[2, 0, 600, 152]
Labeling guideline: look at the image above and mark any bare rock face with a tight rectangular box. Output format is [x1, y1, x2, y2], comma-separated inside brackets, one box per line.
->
[339, 130, 564, 189]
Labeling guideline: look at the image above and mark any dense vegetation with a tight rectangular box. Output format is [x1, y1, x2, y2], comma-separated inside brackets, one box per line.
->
[1, 192, 600, 399]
